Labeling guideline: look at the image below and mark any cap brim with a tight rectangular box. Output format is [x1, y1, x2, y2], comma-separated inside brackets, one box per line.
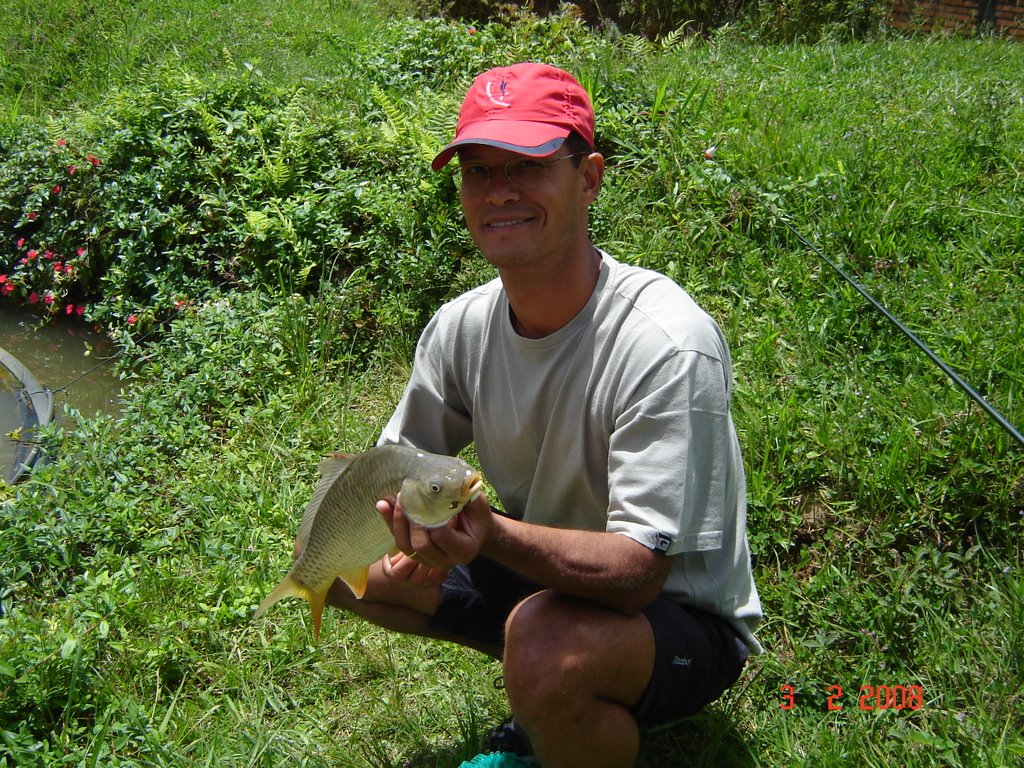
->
[431, 120, 570, 170]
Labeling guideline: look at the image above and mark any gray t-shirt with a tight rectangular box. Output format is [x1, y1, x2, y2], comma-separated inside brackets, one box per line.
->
[380, 252, 763, 653]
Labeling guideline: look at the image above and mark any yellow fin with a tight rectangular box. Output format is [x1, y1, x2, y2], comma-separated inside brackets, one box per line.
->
[254, 573, 331, 641]
[254, 573, 310, 619]
[338, 565, 370, 600]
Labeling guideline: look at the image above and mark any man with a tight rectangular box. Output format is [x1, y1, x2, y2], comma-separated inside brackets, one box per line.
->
[320, 62, 763, 767]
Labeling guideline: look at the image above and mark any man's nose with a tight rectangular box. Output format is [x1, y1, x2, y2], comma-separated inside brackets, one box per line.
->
[484, 168, 520, 205]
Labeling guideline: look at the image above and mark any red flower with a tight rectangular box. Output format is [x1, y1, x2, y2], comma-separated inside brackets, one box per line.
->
[1, 284, 14, 296]
[76, 247, 86, 257]
[52, 185, 61, 195]
[27, 250, 38, 260]
[43, 293, 55, 305]
[468, 26, 477, 34]
[65, 304, 74, 315]
[76, 305, 85, 316]
[127, 314, 138, 325]
[28, 293, 39, 304]
[16, 238, 24, 248]
[54, 262, 63, 273]
[43, 250, 54, 260]
[68, 165, 76, 175]
[0, 275, 7, 284]
[56, 139, 67, 148]
[27, 211, 38, 220]
[86, 154, 101, 167]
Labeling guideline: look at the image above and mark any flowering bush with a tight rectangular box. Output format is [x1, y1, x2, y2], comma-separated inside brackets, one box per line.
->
[0, 63, 470, 338]
[0, 126, 105, 318]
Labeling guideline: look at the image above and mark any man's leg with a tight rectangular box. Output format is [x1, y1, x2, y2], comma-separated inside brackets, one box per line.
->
[501, 590, 656, 768]
[323, 559, 503, 657]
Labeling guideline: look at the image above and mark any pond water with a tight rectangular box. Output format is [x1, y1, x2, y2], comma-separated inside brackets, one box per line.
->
[0, 304, 124, 480]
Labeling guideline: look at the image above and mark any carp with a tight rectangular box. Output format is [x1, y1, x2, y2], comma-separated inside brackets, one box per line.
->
[255, 444, 482, 638]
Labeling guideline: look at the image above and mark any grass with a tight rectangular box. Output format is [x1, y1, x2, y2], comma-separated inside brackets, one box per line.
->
[0, 0, 413, 117]
[1, 3, 1023, 767]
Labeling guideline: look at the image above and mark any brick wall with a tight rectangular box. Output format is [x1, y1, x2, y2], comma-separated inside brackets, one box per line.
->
[890, 1, 1024, 40]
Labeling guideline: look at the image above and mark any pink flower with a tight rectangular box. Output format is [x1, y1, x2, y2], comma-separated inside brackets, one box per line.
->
[28, 293, 39, 304]
[0, 275, 7, 284]
[54, 262, 63, 273]
[127, 314, 138, 325]
[19, 258, 27, 265]
[64, 264, 74, 275]
[68, 165, 76, 175]
[65, 304, 74, 315]
[43, 251, 54, 261]
[16, 238, 24, 248]
[43, 293, 55, 305]
[76, 247, 86, 257]
[27, 250, 38, 260]
[1, 284, 14, 296]
[56, 139, 67, 148]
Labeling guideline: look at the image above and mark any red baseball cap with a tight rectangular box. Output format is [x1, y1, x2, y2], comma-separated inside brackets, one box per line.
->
[431, 63, 595, 171]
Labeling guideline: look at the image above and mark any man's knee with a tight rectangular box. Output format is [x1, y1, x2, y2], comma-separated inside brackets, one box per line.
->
[502, 591, 596, 711]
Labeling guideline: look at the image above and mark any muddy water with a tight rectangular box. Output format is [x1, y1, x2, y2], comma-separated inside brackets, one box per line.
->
[0, 304, 124, 479]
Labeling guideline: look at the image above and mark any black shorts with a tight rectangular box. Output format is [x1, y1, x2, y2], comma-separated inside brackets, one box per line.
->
[428, 556, 750, 726]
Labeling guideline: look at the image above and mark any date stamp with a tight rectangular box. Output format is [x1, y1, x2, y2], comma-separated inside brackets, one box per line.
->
[780, 684, 924, 711]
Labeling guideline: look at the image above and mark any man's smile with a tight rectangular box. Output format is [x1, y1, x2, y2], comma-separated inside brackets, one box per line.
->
[486, 217, 532, 229]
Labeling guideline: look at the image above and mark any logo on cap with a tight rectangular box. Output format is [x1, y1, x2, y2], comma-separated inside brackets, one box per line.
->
[485, 78, 511, 107]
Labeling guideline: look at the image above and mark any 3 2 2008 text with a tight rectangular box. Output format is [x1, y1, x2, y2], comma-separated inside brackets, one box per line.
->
[779, 684, 925, 711]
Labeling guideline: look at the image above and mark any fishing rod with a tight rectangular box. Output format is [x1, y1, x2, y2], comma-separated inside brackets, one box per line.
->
[704, 147, 1024, 450]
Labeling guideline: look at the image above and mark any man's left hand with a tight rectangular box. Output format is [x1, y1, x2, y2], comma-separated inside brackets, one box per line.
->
[377, 492, 493, 571]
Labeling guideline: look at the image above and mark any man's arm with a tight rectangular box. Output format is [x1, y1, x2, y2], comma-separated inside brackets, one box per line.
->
[383, 495, 671, 615]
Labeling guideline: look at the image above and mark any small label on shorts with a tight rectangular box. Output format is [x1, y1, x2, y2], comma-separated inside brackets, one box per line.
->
[654, 533, 674, 552]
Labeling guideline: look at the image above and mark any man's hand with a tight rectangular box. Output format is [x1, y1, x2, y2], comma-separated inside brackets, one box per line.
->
[377, 491, 493, 577]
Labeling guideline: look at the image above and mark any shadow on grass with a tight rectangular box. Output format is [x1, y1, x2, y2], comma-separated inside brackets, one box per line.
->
[637, 708, 757, 768]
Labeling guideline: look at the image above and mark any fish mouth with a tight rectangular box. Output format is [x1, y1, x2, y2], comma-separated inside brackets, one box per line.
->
[455, 472, 484, 508]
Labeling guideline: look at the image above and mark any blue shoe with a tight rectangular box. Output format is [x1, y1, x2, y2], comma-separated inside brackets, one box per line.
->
[458, 752, 535, 768]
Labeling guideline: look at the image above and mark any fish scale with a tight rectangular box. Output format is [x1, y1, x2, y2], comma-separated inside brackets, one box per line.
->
[254, 444, 483, 639]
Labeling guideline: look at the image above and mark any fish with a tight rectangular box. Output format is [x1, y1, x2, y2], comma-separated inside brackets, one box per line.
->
[254, 444, 483, 638]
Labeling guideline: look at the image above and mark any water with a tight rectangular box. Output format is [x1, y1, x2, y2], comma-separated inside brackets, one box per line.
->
[0, 304, 123, 417]
[0, 304, 124, 480]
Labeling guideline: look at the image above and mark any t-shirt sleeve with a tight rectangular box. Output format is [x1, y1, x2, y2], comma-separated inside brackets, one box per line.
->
[605, 347, 736, 555]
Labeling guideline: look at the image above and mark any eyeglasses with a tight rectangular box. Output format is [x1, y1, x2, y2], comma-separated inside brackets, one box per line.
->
[454, 153, 582, 193]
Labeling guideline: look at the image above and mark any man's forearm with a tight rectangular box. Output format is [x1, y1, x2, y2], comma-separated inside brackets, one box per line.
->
[481, 514, 670, 614]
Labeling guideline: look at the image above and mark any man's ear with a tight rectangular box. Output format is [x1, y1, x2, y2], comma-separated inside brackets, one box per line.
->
[579, 152, 605, 205]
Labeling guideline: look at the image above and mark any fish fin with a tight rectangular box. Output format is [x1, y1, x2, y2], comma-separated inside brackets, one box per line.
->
[253, 573, 311, 620]
[254, 573, 332, 641]
[309, 587, 328, 641]
[296, 454, 357, 549]
[319, 452, 357, 473]
[338, 566, 370, 600]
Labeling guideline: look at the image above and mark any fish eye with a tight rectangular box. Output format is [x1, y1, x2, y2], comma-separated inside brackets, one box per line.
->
[430, 482, 441, 494]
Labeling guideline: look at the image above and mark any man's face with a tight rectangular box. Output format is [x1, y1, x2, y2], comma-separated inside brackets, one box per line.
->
[456, 144, 601, 273]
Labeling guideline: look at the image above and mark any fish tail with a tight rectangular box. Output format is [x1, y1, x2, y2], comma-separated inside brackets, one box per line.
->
[254, 573, 311, 620]
[254, 574, 331, 640]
